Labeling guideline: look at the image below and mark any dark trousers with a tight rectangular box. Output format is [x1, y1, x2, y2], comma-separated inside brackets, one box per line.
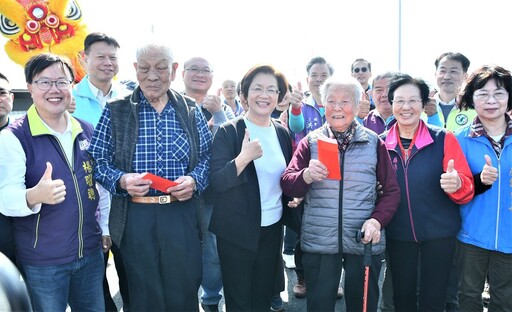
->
[217, 222, 282, 312]
[283, 226, 298, 255]
[302, 252, 382, 312]
[387, 236, 455, 312]
[457, 241, 512, 312]
[120, 201, 202, 312]
[294, 239, 305, 279]
[0, 213, 15, 264]
[103, 242, 130, 311]
[274, 225, 285, 294]
[444, 256, 459, 311]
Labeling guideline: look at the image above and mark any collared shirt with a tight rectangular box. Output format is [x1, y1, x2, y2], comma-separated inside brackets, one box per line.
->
[87, 79, 113, 110]
[41, 113, 73, 163]
[89, 92, 212, 196]
[363, 109, 396, 135]
[469, 114, 512, 157]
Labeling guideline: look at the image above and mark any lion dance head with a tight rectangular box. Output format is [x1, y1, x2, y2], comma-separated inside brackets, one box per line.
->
[0, 0, 87, 82]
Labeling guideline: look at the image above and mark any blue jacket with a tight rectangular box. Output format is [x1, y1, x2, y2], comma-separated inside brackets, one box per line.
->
[73, 75, 127, 127]
[8, 106, 101, 265]
[456, 125, 512, 253]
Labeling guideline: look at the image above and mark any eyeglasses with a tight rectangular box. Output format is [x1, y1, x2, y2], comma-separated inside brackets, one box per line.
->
[249, 87, 280, 96]
[32, 79, 71, 91]
[0, 90, 11, 98]
[392, 98, 422, 107]
[353, 67, 368, 73]
[473, 90, 508, 102]
[185, 67, 213, 75]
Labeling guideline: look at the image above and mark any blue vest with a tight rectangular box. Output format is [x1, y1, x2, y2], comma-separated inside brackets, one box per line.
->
[8, 106, 101, 265]
[384, 125, 461, 242]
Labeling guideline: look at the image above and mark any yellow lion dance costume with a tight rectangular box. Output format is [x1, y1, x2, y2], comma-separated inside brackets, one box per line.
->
[0, 0, 87, 82]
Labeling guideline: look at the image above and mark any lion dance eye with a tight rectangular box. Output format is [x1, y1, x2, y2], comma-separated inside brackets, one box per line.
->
[66, 0, 82, 20]
[0, 15, 20, 36]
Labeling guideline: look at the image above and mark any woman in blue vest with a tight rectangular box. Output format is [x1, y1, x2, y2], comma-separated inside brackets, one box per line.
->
[382, 74, 474, 311]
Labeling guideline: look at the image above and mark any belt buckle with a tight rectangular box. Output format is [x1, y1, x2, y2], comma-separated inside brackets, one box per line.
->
[158, 195, 171, 204]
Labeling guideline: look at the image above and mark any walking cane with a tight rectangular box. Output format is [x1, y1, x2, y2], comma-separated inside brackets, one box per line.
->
[355, 230, 372, 312]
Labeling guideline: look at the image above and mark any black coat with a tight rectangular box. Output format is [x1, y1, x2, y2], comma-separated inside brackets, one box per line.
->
[209, 117, 293, 252]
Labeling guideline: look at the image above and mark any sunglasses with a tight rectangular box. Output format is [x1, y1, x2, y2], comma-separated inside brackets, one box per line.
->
[353, 67, 368, 73]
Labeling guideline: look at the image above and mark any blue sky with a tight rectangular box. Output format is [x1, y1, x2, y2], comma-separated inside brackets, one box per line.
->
[2, 0, 511, 91]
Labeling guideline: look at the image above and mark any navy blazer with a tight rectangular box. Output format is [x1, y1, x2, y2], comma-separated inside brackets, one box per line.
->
[209, 117, 293, 252]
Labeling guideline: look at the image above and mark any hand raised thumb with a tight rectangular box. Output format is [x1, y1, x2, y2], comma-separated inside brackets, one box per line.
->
[484, 154, 492, 166]
[42, 162, 53, 180]
[446, 159, 455, 173]
[244, 129, 250, 142]
[296, 81, 302, 92]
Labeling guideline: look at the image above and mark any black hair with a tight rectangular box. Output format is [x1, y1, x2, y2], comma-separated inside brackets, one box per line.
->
[240, 64, 289, 103]
[24, 53, 75, 83]
[458, 65, 512, 112]
[306, 57, 334, 76]
[435, 52, 470, 72]
[84, 32, 120, 54]
[351, 58, 372, 72]
[388, 74, 430, 108]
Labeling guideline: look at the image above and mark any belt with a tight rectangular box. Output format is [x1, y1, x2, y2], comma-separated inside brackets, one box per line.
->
[131, 195, 178, 205]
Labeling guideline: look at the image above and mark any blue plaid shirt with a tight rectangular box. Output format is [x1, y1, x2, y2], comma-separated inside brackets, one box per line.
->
[89, 94, 212, 196]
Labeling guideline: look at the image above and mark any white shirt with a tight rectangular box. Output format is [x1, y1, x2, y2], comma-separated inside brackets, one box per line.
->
[88, 79, 113, 109]
[244, 117, 286, 226]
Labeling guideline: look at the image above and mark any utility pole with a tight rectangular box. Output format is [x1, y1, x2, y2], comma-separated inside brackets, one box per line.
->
[398, 0, 402, 71]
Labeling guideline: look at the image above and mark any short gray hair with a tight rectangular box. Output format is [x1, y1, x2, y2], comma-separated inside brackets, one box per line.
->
[135, 42, 174, 64]
[320, 76, 364, 107]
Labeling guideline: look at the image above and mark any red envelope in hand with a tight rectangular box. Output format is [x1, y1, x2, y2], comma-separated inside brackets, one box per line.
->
[317, 136, 341, 180]
[141, 173, 179, 193]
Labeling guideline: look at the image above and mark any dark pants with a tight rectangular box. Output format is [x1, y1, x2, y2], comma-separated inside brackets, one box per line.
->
[302, 252, 382, 312]
[0, 213, 15, 264]
[444, 256, 459, 311]
[103, 242, 130, 311]
[295, 239, 305, 279]
[457, 241, 512, 312]
[120, 201, 202, 312]
[274, 225, 286, 294]
[387, 237, 455, 312]
[379, 252, 395, 312]
[283, 226, 298, 255]
[217, 222, 282, 312]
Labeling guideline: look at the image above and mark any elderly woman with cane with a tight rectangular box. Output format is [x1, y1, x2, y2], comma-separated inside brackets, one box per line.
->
[281, 76, 400, 312]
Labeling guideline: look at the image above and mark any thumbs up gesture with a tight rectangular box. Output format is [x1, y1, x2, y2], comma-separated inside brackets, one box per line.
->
[357, 98, 371, 119]
[289, 81, 304, 109]
[440, 159, 462, 194]
[26, 162, 67, 207]
[235, 129, 263, 175]
[480, 155, 498, 186]
[240, 129, 263, 162]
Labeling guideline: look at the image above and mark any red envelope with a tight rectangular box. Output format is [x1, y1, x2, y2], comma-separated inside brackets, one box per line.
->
[317, 136, 341, 180]
[141, 173, 179, 193]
